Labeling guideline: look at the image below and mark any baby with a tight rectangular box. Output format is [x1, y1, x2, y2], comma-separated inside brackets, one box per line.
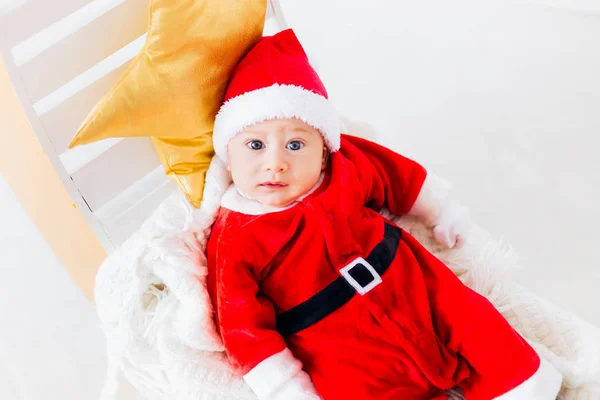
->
[206, 29, 562, 400]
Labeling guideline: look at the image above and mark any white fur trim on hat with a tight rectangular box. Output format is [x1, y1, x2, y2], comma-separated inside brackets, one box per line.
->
[213, 84, 341, 162]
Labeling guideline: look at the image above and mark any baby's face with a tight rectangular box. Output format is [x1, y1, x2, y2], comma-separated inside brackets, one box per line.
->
[227, 118, 327, 208]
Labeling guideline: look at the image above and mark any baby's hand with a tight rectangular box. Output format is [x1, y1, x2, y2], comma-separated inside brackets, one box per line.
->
[431, 199, 471, 249]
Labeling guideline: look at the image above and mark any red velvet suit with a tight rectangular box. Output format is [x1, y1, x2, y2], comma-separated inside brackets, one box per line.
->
[206, 135, 541, 399]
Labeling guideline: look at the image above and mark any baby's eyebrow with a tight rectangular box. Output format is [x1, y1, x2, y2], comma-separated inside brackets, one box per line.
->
[238, 130, 265, 136]
[286, 127, 314, 136]
[289, 127, 309, 132]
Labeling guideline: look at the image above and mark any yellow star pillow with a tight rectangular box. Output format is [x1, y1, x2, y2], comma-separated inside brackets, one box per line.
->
[69, 0, 267, 207]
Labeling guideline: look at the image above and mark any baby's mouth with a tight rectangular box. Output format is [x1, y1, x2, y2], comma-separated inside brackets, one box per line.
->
[260, 182, 288, 189]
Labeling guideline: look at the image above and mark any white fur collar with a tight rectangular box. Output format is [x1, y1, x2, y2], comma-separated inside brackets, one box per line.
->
[221, 174, 325, 215]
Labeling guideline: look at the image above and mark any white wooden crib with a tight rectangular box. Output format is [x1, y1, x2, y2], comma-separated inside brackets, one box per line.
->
[0, 0, 287, 251]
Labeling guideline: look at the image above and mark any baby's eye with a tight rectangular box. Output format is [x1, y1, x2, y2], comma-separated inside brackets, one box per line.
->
[287, 140, 304, 151]
[247, 140, 265, 150]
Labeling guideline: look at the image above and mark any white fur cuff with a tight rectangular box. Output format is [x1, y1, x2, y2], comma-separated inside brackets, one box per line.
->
[243, 348, 320, 399]
[408, 172, 452, 223]
[494, 357, 562, 399]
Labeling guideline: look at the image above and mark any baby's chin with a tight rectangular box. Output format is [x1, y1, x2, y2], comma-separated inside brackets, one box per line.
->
[259, 195, 297, 208]
[256, 190, 306, 208]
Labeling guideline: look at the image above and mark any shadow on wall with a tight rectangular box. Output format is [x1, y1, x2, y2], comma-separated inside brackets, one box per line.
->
[341, 115, 380, 142]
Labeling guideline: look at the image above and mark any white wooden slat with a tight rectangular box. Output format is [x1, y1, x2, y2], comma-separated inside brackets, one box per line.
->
[17, 0, 148, 103]
[70, 137, 161, 211]
[0, 0, 96, 48]
[266, 0, 274, 20]
[94, 165, 170, 223]
[0, 0, 30, 17]
[102, 178, 177, 246]
[270, 0, 288, 31]
[263, 11, 280, 36]
[59, 138, 122, 175]
[37, 61, 131, 154]
[33, 34, 145, 117]
[11, 0, 127, 67]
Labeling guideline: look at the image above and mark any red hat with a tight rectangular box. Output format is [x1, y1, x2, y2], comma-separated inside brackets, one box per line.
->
[213, 29, 340, 162]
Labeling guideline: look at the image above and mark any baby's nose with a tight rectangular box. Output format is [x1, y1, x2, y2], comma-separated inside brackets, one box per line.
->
[265, 150, 288, 172]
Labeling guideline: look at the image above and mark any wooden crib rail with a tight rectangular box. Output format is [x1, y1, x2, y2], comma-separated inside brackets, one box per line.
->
[0, 0, 287, 250]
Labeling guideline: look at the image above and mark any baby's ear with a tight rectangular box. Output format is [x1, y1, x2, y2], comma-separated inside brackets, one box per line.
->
[225, 150, 232, 171]
[321, 147, 329, 170]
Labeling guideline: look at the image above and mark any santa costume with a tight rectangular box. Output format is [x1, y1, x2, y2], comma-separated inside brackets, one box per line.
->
[206, 29, 562, 400]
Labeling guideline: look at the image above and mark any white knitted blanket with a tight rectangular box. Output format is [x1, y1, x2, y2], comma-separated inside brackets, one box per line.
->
[95, 158, 600, 400]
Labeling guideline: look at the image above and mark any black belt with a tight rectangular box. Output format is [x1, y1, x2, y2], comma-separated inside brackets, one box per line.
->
[276, 223, 402, 336]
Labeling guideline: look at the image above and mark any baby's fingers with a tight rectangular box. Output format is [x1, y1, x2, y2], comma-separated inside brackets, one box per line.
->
[433, 225, 457, 248]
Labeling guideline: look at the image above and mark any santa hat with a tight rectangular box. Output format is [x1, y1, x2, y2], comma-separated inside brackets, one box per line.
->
[212, 29, 341, 162]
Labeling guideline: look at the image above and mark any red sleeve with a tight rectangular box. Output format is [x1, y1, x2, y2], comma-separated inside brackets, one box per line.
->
[339, 134, 427, 216]
[213, 228, 287, 375]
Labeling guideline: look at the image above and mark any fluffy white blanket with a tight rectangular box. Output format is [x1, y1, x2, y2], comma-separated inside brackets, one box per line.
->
[95, 158, 600, 400]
